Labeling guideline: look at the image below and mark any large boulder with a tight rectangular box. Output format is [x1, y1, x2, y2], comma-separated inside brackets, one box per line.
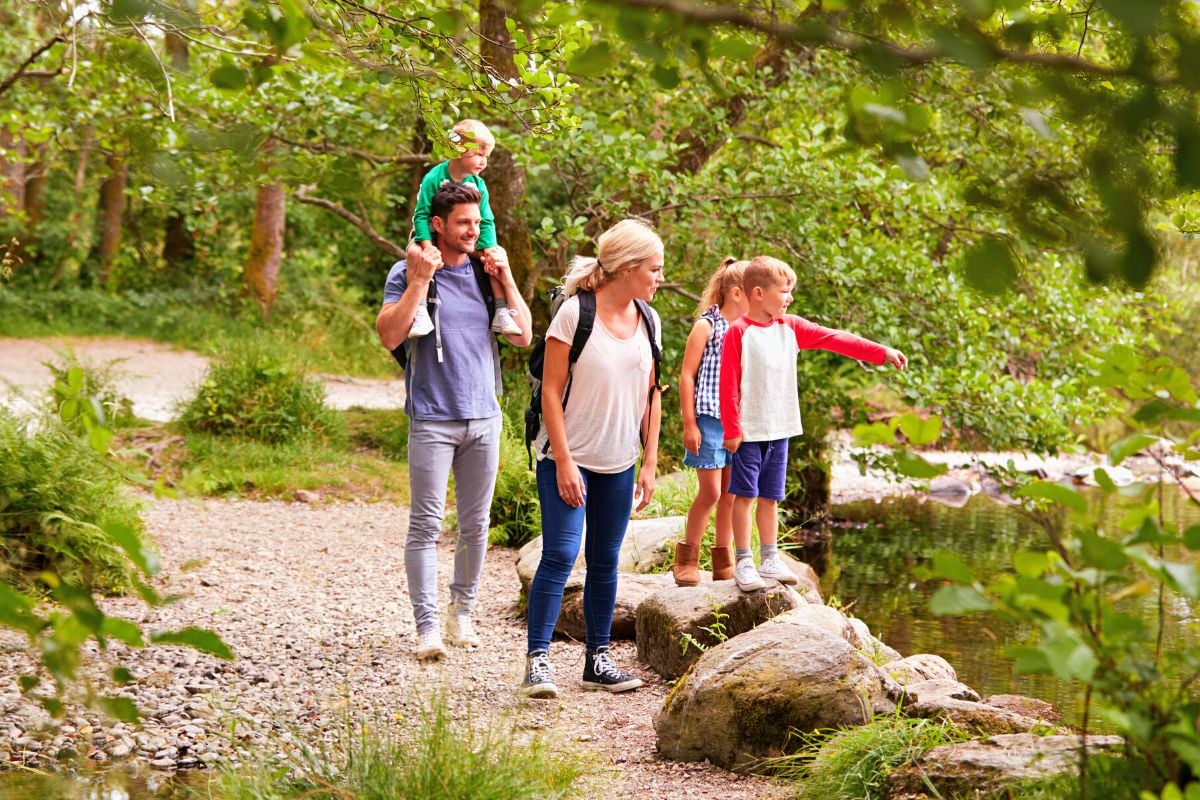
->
[655, 605, 899, 770]
[884, 653, 959, 686]
[635, 581, 807, 679]
[885, 733, 1124, 799]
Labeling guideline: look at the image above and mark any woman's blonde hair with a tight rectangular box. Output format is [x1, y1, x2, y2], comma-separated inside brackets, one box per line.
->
[563, 219, 663, 296]
[698, 257, 747, 314]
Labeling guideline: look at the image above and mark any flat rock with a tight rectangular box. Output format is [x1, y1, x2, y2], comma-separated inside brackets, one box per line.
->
[635, 581, 808, 679]
[885, 733, 1123, 798]
[556, 573, 676, 641]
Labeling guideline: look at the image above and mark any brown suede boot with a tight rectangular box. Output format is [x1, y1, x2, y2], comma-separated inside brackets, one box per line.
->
[711, 545, 735, 581]
[672, 541, 701, 587]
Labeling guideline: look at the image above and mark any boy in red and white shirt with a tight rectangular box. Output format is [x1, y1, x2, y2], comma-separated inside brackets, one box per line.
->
[719, 256, 907, 591]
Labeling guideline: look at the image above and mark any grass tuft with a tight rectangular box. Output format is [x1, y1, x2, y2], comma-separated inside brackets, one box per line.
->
[218, 696, 589, 800]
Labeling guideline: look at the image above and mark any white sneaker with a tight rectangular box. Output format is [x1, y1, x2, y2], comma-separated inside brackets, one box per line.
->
[490, 307, 522, 335]
[758, 553, 800, 585]
[409, 304, 434, 338]
[416, 629, 447, 662]
[734, 557, 766, 592]
[446, 605, 481, 648]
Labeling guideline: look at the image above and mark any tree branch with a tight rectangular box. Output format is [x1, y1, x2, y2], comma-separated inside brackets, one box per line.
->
[294, 185, 405, 258]
[0, 34, 66, 98]
[272, 134, 429, 165]
[600, 0, 1147, 83]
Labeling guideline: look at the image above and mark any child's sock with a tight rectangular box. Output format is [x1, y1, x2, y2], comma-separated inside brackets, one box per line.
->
[760, 543, 778, 561]
[496, 298, 510, 311]
[736, 547, 753, 561]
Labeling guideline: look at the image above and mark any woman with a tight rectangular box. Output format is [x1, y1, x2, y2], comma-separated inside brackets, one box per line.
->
[522, 219, 665, 699]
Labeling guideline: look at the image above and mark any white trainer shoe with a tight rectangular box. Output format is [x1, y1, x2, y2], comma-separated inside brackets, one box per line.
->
[416, 628, 447, 662]
[446, 605, 481, 648]
[758, 552, 800, 585]
[734, 556, 766, 592]
[490, 307, 522, 335]
[409, 303, 434, 338]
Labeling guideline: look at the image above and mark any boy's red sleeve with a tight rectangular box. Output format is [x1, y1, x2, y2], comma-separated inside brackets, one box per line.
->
[720, 324, 744, 439]
[788, 316, 888, 364]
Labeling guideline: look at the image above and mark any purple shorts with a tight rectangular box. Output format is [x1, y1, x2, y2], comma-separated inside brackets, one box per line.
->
[728, 438, 789, 501]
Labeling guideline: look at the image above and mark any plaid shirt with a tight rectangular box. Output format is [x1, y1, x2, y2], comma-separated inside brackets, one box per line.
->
[694, 305, 729, 419]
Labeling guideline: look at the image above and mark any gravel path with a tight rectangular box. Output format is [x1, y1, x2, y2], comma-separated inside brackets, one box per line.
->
[0, 337, 404, 421]
[0, 496, 789, 799]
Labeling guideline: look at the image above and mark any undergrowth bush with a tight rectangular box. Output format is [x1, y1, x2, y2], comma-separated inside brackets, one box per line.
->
[179, 341, 343, 444]
[45, 352, 136, 430]
[218, 697, 588, 800]
[489, 417, 541, 548]
[0, 411, 142, 593]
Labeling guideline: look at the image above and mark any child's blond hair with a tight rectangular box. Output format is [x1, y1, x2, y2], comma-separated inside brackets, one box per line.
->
[563, 219, 662, 296]
[742, 255, 796, 293]
[697, 257, 747, 314]
[450, 119, 494, 153]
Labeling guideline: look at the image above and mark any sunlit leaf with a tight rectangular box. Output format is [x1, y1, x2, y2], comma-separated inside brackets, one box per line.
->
[894, 450, 947, 478]
[1014, 481, 1088, 513]
[99, 696, 140, 723]
[897, 413, 941, 446]
[1079, 531, 1129, 571]
[210, 65, 248, 90]
[930, 584, 991, 615]
[930, 550, 976, 583]
[1109, 433, 1157, 465]
[151, 627, 234, 660]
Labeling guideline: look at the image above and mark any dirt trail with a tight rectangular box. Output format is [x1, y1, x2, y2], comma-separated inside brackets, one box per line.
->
[0, 336, 404, 421]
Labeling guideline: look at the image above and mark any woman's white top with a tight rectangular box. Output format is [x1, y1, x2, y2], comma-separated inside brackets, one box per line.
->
[535, 295, 661, 473]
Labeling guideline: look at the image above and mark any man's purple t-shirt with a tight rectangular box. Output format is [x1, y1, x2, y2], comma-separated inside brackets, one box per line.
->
[383, 258, 500, 421]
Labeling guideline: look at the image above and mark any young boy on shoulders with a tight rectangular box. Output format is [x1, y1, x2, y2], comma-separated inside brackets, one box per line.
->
[719, 256, 907, 592]
[405, 119, 521, 338]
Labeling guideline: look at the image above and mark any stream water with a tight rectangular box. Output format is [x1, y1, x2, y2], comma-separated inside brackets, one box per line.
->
[823, 484, 1200, 719]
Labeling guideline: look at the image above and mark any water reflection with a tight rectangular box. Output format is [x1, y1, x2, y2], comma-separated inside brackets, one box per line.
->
[825, 486, 1200, 723]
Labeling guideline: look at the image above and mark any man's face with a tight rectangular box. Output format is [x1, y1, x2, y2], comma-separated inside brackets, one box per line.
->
[432, 203, 482, 256]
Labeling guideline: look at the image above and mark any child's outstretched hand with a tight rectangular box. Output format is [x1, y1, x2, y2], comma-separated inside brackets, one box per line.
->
[883, 348, 908, 370]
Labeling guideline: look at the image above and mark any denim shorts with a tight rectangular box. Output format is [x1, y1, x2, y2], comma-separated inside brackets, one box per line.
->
[728, 438, 789, 501]
[683, 414, 732, 470]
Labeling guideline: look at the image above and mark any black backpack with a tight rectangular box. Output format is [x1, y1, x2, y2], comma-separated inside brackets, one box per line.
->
[523, 288, 663, 466]
[389, 253, 496, 370]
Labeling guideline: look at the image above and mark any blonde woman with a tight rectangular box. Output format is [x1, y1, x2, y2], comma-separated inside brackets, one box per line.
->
[522, 219, 665, 699]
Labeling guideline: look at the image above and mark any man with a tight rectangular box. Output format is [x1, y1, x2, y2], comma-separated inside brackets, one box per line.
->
[377, 182, 533, 661]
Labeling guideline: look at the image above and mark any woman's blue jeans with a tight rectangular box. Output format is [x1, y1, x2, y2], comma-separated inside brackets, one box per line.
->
[526, 459, 635, 653]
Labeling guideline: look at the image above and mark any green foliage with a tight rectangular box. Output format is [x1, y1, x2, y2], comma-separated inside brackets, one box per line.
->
[927, 346, 1200, 795]
[217, 698, 588, 800]
[0, 407, 230, 721]
[488, 416, 541, 549]
[679, 594, 730, 656]
[764, 715, 969, 800]
[45, 353, 137, 432]
[179, 340, 343, 444]
[0, 411, 141, 593]
[345, 407, 408, 461]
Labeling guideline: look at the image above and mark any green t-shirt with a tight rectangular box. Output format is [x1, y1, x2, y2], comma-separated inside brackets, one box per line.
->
[411, 161, 497, 250]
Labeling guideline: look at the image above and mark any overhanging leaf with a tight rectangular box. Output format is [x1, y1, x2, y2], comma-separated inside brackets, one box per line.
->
[1109, 433, 1157, 465]
[1014, 481, 1088, 513]
[930, 584, 992, 615]
[151, 627, 234, 660]
[962, 238, 1018, 294]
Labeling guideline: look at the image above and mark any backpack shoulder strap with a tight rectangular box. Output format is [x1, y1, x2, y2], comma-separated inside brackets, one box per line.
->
[633, 298, 663, 389]
[468, 253, 496, 321]
[569, 290, 596, 365]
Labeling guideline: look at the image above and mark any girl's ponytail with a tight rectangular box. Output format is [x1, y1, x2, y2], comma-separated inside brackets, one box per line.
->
[697, 256, 746, 315]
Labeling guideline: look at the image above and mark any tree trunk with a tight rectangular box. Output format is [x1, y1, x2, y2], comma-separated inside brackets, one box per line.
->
[244, 181, 286, 317]
[90, 154, 127, 285]
[160, 31, 195, 269]
[478, 0, 535, 299]
[0, 127, 27, 219]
